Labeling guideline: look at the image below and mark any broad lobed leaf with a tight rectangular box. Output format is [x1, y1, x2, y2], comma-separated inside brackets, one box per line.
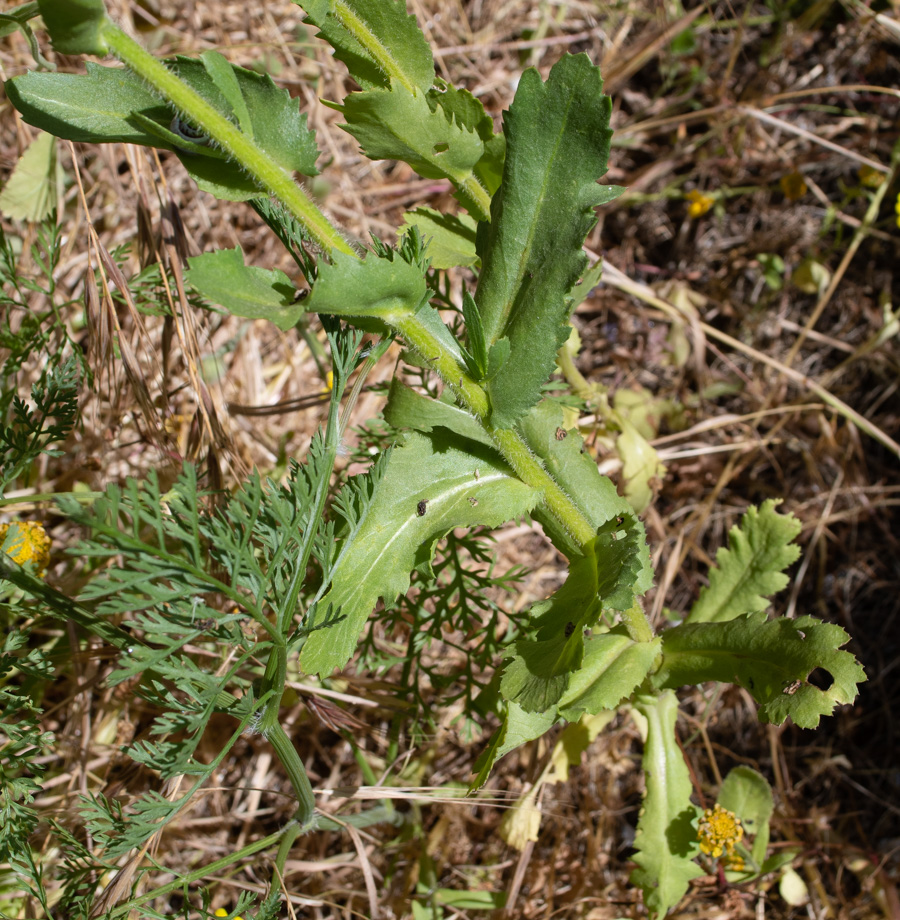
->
[653, 611, 866, 728]
[687, 499, 802, 624]
[300, 430, 539, 676]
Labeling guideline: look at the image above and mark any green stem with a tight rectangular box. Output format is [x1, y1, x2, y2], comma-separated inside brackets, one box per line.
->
[266, 720, 316, 829]
[97, 20, 357, 260]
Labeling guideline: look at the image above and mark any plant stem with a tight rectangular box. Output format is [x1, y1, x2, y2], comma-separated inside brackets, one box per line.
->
[266, 720, 316, 829]
[98, 21, 357, 260]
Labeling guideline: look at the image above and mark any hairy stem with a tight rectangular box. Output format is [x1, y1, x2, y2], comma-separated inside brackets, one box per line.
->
[98, 20, 357, 259]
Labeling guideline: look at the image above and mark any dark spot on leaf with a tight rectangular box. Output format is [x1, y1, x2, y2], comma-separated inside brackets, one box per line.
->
[417, 500, 428, 516]
[433, 142, 449, 154]
[564, 621, 575, 637]
[555, 427, 567, 440]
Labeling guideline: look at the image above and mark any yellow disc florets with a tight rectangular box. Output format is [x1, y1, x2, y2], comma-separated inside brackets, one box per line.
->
[0, 521, 51, 578]
[697, 803, 744, 861]
[686, 190, 715, 218]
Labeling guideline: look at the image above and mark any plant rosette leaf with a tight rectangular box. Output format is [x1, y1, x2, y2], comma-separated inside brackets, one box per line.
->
[652, 611, 866, 728]
[686, 499, 802, 624]
[474, 53, 620, 427]
[6, 57, 319, 201]
[300, 429, 539, 676]
[630, 691, 704, 918]
[185, 247, 301, 331]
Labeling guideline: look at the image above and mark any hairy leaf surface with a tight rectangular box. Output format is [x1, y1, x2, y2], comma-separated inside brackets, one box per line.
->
[185, 247, 301, 330]
[630, 692, 703, 918]
[296, 0, 434, 93]
[6, 57, 319, 200]
[300, 431, 539, 676]
[687, 500, 801, 624]
[653, 611, 866, 728]
[474, 54, 617, 426]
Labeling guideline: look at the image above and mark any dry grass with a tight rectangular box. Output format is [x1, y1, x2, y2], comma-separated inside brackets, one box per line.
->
[1, 0, 899, 918]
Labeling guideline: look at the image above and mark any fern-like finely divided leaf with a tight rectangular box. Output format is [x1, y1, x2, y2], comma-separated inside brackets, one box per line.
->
[686, 499, 802, 624]
[296, 0, 434, 93]
[630, 691, 703, 919]
[474, 54, 621, 427]
[6, 56, 319, 201]
[300, 429, 539, 676]
[653, 611, 866, 728]
[333, 85, 489, 220]
[500, 516, 644, 713]
[185, 246, 301, 330]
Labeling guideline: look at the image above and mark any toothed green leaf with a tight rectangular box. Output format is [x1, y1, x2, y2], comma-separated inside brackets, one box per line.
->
[654, 611, 866, 728]
[687, 500, 802, 624]
[296, 0, 434, 93]
[474, 54, 618, 427]
[37, 0, 109, 56]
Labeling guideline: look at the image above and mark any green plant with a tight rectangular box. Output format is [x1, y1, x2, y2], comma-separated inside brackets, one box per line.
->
[1, 1, 866, 917]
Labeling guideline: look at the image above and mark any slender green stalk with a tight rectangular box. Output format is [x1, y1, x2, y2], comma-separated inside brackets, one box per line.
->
[97, 20, 357, 260]
[266, 720, 316, 829]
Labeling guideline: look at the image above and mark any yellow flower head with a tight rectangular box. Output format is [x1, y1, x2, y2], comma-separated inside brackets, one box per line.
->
[697, 804, 744, 860]
[779, 172, 807, 201]
[895, 192, 900, 229]
[214, 910, 244, 920]
[686, 190, 715, 219]
[0, 521, 51, 578]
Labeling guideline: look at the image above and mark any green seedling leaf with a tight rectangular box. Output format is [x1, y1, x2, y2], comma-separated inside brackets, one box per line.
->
[185, 247, 301, 331]
[653, 611, 866, 728]
[384, 379, 494, 449]
[474, 54, 618, 427]
[399, 207, 478, 269]
[6, 57, 320, 201]
[558, 628, 662, 720]
[37, 0, 109, 56]
[501, 521, 643, 713]
[334, 83, 488, 220]
[434, 889, 506, 910]
[0, 131, 58, 223]
[470, 701, 557, 790]
[630, 691, 704, 919]
[296, 0, 434, 93]
[718, 766, 773, 868]
[300, 430, 539, 676]
[687, 500, 802, 624]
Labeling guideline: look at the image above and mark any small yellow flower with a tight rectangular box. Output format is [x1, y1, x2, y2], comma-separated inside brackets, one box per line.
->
[0, 521, 51, 578]
[859, 164, 886, 188]
[325, 370, 334, 391]
[686, 190, 715, 219]
[895, 192, 900, 229]
[214, 910, 244, 920]
[697, 804, 744, 860]
[779, 172, 807, 201]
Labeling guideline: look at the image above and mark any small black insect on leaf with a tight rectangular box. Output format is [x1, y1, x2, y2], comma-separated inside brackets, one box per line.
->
[564, 621, 576, 638]
[417, 499, 428, 516]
